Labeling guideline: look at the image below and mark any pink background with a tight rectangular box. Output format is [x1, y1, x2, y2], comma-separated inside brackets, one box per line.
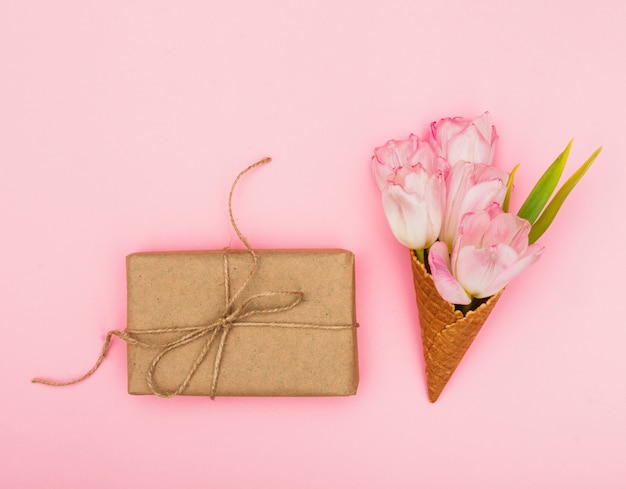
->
[2, 1, 625, 487]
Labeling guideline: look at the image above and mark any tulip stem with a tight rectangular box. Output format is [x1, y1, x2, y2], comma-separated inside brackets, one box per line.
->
[415, 248, 425, 265]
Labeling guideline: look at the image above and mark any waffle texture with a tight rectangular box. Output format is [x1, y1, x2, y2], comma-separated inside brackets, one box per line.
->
[411, 251, 502, 402]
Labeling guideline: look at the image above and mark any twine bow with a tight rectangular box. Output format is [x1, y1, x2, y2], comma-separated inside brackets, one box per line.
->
[32, 158, 356, 398]
[118, 249, 307, 399]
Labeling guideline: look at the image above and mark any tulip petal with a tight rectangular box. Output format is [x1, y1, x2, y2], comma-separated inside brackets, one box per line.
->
[473, 163, 509, 184]
[475, 244, 544, 298]
[455, 244, 518, 298]
[425, 172, 446, 237]
[439, 161, 474, 248]
[372, 156, 393, 190]
[455, 242, 543, 299]
[456, 210, 492, 249]
[439, 161, 509, 249]
[382, 184, 431, 249]
[447, 125, 491, 167]
[430, 113, 497, 166]
[430, 117, 468, 156]
[374, 137, 416, 168]
[372, 137, 416, 190]
[459, 178, 507, 217]
[372, 135, 442, 191]
[428, 241, 472, 305]
[481, 212, 531, 254]
[471, 112, 497, 147]
[400, 165, 429, 195]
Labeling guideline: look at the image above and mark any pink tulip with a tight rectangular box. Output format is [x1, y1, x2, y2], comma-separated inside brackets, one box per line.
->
[439, 160, 509, 250]
[429, 112, 498, 166]
[429, 204, 544, 305]
[372, 135, 449, 250]
[373, 134, 440, 189]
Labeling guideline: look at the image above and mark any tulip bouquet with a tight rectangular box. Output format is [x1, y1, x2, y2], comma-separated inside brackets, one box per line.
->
[373, 113, 600, 402]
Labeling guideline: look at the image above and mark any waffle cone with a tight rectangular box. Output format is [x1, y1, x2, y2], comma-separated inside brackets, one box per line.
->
[411, 251, 502, 402]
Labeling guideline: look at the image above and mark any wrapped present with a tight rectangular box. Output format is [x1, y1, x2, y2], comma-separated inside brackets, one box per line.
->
[33, 159, 359, 398]
[126, 249, 359, 397]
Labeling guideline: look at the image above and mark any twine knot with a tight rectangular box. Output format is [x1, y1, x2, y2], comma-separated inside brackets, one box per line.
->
[217, 316, 233, 330]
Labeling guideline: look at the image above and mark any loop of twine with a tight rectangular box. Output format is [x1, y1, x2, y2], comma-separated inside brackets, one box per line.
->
[32, 158, 357, 399]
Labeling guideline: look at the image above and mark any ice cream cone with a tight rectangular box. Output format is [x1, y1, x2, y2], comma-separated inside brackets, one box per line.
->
[410, 250, 502, 402]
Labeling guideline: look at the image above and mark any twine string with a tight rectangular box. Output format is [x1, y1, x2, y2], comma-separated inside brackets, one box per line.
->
[137, 250, 305, 399]
[32, 157, 356, 398]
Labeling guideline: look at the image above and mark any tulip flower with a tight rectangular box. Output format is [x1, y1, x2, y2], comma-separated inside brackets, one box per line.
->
[373, 134, 442, 189]
[429, 112, 498, 166]
[429, 204, 544, 305]
[439, 160, 509, 250]
[372, 135, 449, 250]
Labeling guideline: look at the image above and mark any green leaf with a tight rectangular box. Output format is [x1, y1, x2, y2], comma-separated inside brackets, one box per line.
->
[528, 147, 602, 244]
[518, 140, 573, 224]
[503, 164, 520, 212]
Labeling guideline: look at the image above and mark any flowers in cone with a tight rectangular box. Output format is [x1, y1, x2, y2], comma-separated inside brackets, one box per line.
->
[372, 112, 600, 402]
[373, 112, 601, 309]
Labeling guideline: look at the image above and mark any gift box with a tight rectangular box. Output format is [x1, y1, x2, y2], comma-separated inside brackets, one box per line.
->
[31, 159, 360, 398]
[126, 249, 359, 397]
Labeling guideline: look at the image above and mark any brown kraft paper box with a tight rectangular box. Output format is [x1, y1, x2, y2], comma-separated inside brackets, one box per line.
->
[126, 249, 358, 397]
